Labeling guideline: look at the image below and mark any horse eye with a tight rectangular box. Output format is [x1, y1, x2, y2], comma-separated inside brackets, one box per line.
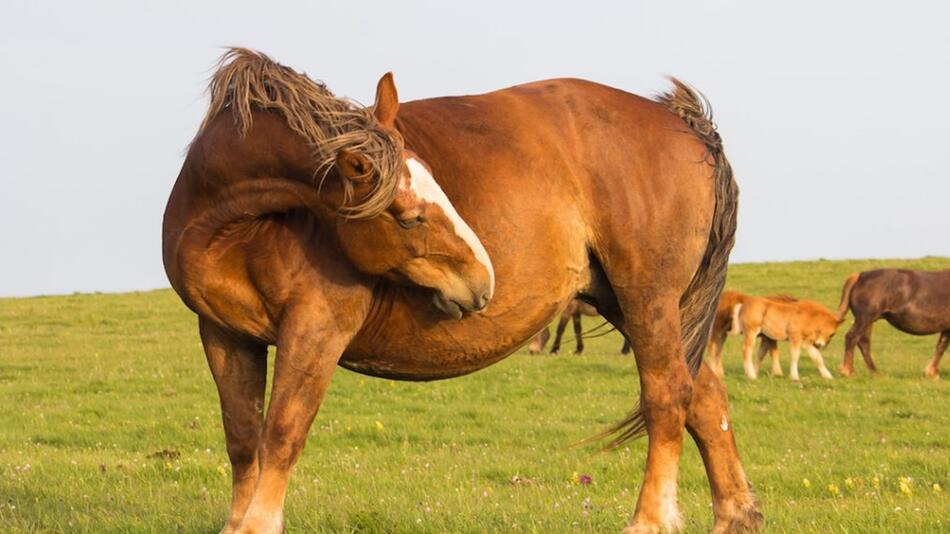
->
[398, 214, 425, 229]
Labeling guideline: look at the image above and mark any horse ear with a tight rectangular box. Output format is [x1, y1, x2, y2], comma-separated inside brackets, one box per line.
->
[334, 149, 373, 182]
[373, 72, 399, 128]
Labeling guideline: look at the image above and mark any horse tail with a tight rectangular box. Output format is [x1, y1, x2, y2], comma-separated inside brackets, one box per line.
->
[659, 78, 739, 378]
[590, 78, 738, 449]
[836, 273, 860, 321]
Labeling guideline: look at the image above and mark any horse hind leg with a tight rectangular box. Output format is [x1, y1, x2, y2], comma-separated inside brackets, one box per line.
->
[610, 292, 692, 533]
[768, 340, 783, 377]
[686, 364, 763, 533]
[856, 331, 876, 373]
[706, 329, 728, 378]
[754, 337, 770, 375]
[740, 327, 761, 380]
[924, 331, 949, 379]
[199, 319, 268, 534]
[550, 313, 571, 354]
[573, 311, 585, 354]
[841, 315, 875, 376]
[528, 327, 550, 354]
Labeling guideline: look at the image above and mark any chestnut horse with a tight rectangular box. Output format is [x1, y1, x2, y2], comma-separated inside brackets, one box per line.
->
[527, 299, 632, 355]
[837, 269, 950, 378]
[163, 49, 759, 533]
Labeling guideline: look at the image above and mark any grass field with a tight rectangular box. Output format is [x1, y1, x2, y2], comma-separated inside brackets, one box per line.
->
[2, 258, 949, 533]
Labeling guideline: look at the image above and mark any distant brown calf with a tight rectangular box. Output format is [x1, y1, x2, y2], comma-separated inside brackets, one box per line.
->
[528, 299, 631, 355]
[705, 291, 797, 377]
[837, 269, 950, 378]
[731, 296, 842, 380]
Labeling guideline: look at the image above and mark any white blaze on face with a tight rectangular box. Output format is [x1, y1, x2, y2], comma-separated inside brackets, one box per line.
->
[405, 158, 495, 295]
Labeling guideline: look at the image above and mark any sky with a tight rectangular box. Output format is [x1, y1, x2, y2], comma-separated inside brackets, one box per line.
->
[1, 1, 948, 297]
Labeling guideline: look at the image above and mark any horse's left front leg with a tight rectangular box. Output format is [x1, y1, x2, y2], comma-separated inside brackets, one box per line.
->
[622, 293, 691, 533]
[235, 310, 357, 534]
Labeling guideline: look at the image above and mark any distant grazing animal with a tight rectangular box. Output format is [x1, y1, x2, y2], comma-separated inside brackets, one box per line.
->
[528, 299, 632, 355]
[162, 49, 758, 533]
[836, 269, 950, 378]
[731, 297, 843, 380]
[704, 291, 795, 377]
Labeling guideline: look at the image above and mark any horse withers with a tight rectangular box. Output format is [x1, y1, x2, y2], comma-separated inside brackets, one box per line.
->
[163, 49, 759, 533]
[837, 269, 950, 378]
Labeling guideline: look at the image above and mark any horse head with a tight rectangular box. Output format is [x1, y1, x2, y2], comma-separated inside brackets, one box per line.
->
[320, 73, 494, 319]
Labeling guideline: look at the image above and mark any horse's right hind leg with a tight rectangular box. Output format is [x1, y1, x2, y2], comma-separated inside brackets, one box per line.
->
[199, 319, 268, 534]
[686, 363, 762, 533]
[924, 331, 949, 379]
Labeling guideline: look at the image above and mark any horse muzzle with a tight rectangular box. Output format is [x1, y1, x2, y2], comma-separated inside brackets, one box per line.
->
[432, 286, 492, 320]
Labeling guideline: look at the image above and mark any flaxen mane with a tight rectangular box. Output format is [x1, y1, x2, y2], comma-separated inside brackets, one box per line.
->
[198, 48, 403, 219]
[595, 78, 739, 448]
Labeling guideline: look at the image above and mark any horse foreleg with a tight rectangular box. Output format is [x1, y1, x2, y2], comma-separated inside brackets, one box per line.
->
[199, 319, 268, 534]
[623, 295, 691, 533]
[686, 364, 762, 533]
[925, 331, 949, 379]
[236, 312, 352, 534]
[805, 344, 834, 379]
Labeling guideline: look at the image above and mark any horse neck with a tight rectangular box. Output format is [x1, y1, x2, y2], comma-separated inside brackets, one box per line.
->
[163, 117, 328, 301]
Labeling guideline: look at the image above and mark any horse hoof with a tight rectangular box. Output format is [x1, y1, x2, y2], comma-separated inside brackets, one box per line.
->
[713, 504, 764, 533]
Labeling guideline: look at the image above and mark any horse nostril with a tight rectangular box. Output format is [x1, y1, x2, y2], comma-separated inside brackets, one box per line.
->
[474, 292, 490, 311]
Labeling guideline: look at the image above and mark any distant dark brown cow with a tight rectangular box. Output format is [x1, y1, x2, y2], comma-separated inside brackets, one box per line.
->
[837, 269, 950, 378]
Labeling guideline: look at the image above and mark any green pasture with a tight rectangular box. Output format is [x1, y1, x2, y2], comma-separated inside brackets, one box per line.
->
[1, 258, 948, 532]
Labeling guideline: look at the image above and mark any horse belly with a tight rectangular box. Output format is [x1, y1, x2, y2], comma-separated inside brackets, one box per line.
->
[340, 312, 548, 380]
[884, 310, 949, 336]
